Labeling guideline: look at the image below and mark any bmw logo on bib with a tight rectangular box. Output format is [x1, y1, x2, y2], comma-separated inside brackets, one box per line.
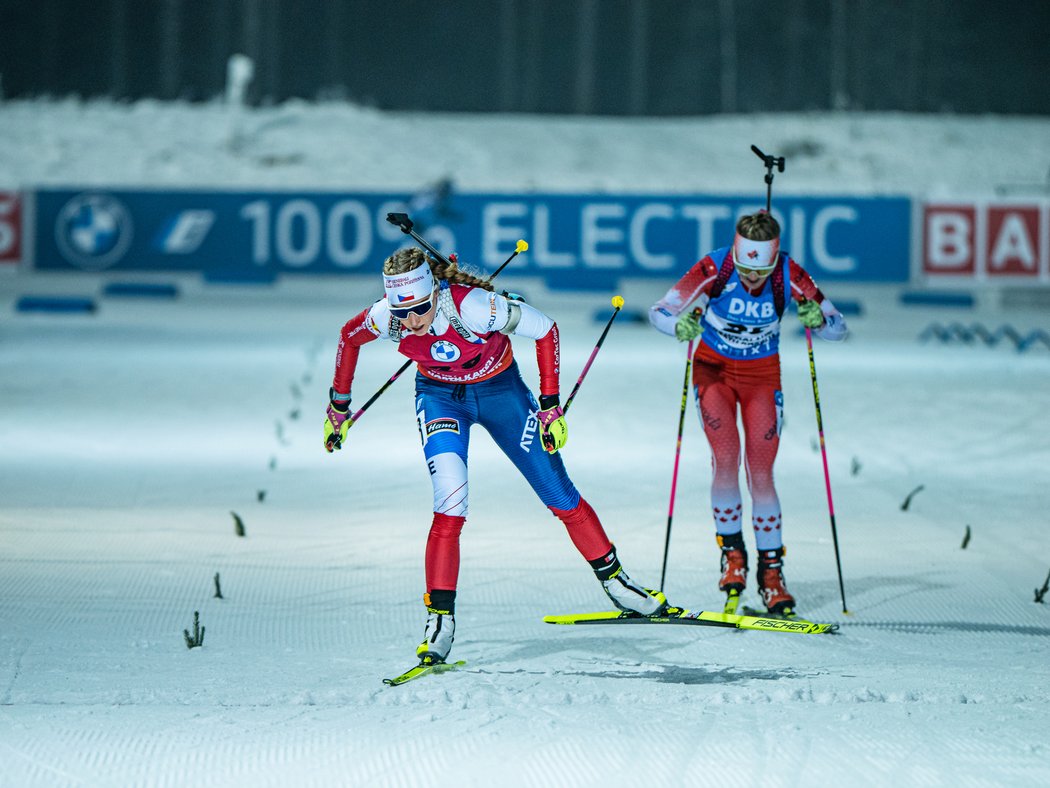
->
[431, 341, 461, 363]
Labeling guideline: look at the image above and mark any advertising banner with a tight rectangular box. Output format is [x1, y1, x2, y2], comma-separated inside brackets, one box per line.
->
[33, 189, 911, 284]
[922, 201, 1050, 282]
[0, 191, 22, 265]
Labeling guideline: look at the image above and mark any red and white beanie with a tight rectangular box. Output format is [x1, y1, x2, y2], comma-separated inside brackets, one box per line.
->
[732, 234, 780, 271]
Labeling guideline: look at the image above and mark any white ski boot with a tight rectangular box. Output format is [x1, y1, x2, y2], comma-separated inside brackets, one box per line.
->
[602, 568, 668, 616]
[416, 609, 455, 663]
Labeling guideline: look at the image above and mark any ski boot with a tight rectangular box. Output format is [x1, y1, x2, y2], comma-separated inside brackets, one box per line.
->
[591, 547, 669, 616]
[717, 532, 748, 614]
[756, 547, 796, 617]
[416, 591, 455, 665]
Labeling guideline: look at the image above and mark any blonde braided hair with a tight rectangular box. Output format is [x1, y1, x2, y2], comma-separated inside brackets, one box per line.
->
[383, 247, 494, 292]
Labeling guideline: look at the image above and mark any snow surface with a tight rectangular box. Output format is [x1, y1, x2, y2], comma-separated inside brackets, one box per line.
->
[2, 101, 1050, 787]
[3, 98, 1050, 196]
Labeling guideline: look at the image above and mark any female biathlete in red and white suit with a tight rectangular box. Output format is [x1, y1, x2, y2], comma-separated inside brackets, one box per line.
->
[324, 247, 668, 664]
[649, 211, 847, 615]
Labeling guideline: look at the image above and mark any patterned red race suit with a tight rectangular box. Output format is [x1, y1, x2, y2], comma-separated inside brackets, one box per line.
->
[332, 281, 615, 595]
[649, 246, 847, 552]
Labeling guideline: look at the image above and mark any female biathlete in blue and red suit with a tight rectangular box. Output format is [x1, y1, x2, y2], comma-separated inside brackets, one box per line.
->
[324, 247, 669, 664]
[649, 211, 847, 616]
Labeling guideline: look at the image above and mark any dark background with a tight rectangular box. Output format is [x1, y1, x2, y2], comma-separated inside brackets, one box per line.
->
[3, 0, 1048, 115]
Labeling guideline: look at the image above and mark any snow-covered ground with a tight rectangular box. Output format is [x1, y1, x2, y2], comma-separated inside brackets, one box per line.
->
[2, 102, 1050, 787]
[3, 99, 1050, 197]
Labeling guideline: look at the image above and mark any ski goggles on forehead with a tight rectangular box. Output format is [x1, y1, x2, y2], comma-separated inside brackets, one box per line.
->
[389, 297, 433, 320]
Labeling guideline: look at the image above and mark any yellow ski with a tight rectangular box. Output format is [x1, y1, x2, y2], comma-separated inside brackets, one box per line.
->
[383, 659, 466, 686]
[543, 608, 837, 634]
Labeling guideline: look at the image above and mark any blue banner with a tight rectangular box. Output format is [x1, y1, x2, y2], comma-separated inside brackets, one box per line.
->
[33, 189, 910, 284]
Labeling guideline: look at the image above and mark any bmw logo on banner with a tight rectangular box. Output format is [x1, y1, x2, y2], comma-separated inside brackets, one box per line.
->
[431, 341, 461, 362]
[55, 193, 133, 271]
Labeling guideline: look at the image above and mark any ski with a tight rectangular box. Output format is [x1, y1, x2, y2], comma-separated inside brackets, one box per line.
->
[382, 659, 466, 686]
[543, 608, 837, 634]
[740, 604, 800, 621]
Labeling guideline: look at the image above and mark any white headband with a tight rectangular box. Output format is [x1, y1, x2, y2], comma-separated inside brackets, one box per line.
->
[733, 234, 780, 271]
[383, 263, 435, 306]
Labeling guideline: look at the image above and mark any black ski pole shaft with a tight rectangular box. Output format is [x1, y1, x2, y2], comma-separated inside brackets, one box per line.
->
[805, 326, 849, 614]
[349, 360, 412, 425]
[347, 218, 525, 428]
[660, 335, 696, 590]
[386, 212, 454, 267]
[488, 239, 529, 281]
[386, 212, 529, 281]
[562, 295, 624, 415]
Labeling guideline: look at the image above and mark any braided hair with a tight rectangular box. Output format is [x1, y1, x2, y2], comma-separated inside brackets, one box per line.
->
[383, 247, 494, 292]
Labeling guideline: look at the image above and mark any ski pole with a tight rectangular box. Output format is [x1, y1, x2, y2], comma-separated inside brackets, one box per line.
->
[488, 240, 529, 281]
[387, 211, 528, 282]
[660, 336, 695, 590]
[751, 145, 848, 610]
[806, 326, 849, 614]
[387, 212, 455, 267]
[561, 295, 624, 415]
[346, 222, 527, 428]
[348, 362, 411, 425]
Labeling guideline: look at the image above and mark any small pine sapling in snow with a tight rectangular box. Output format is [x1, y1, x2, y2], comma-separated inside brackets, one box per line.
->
[1035, 569, 1050, 604]
[213, 573, 224, 599]
[900, 484, 925, 511]
[183, 611, 205, 649]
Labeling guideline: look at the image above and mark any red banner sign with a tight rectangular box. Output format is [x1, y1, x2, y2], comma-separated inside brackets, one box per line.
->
[0, 192, 22, 264]
[923, 202, 1049, 281]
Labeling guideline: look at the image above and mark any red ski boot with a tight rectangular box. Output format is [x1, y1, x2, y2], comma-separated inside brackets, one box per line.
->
[716, 532, 748, 594]
[756, 547, 796, 616]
